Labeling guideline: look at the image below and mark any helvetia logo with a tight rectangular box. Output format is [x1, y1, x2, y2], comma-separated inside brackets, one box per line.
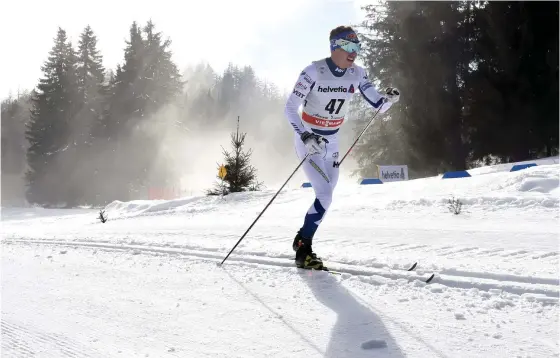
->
[381, 168, 406, 180]
[349, 84, 355, 93]
[317, 85, 348, 93]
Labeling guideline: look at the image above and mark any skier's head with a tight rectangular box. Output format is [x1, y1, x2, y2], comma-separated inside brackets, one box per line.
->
[329, 26, 361, 68]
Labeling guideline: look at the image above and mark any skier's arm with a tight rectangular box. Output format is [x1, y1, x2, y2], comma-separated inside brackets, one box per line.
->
[357, 67, 397, 113]
[284, 65, 317, 135]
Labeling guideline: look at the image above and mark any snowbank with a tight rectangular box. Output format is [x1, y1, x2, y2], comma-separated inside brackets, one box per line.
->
[468, 156, 559, 176]
[103, 164, 559, 218]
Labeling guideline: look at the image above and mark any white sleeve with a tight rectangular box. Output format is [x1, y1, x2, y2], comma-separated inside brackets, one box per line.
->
[357, 67, 392, 113]
[284, 64, 317, 135]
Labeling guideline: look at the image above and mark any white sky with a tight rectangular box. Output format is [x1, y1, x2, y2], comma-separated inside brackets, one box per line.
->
[0, 0, 370, 100]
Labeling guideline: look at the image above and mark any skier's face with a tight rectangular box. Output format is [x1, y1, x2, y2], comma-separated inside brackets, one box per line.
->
[332, 48, 357, 69]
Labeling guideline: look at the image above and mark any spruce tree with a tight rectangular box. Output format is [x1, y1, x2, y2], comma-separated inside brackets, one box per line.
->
[65, 25, 108, 205]
[1, 92, 32, 205]
[143, 20, 183, 114]
[207, 117, 262, 195]
[76, 24, 106, 130]
[353, 2, 474, 177]
[465, 1, 559, 162]
[109, 21, 146, 134]
[25, 27, 80, 206]
[354, 1, 558, 175]
[100, 21, 148, 202]
[102, 20, 184, 202]
[133, 20, 183, 198]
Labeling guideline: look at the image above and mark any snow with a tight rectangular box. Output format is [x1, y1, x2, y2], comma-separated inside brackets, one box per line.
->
[2, 163, 559, 357]
[467, 156, 559, 176]
[454, 312, 466, 320]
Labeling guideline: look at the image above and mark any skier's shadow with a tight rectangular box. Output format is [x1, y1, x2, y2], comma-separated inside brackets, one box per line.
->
[299, 270, 406, 358]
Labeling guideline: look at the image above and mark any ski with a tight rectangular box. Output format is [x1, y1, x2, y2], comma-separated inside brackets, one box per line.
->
[321, 267, 342, 275]
[297, 266, 342, 275]
[295, 261, 435, 282]
[291, 259, 418, 272]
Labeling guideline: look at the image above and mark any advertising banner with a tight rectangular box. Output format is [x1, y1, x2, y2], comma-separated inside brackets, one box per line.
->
[377, 165, 409, 182]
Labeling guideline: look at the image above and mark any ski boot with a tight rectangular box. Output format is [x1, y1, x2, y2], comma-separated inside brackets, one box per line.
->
[292, 232, 323, 270]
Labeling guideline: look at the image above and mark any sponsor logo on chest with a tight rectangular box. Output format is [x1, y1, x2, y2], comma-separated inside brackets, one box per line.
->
[302, 112, 344, 128]
[317, 84, 355, 93]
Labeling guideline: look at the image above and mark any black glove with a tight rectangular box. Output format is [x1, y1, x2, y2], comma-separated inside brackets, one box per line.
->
[300, 131, 329, 155]
[384, 87, 400, 103]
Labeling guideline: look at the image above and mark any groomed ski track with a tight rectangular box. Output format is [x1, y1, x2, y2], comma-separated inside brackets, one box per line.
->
[4, 242, 450, 358]
[4, 238, 559, 299]
[3, 238, 558, 358]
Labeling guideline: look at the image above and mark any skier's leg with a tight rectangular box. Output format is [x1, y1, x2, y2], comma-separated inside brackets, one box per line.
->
[299, 156, 334, 239]
[292, 135, 336, 268]
[299, 147, 341, 242]
[294, 135, 335, 240]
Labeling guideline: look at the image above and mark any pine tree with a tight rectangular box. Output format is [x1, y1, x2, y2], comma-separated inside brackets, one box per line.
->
[354, 2, 472, 177]
[354, 1, 558, 175]
[465, 1, 559, 162]
[97, 64, 121, 139]
[1, 92, 32, 205]
[100, 20, 184, 202]
[108, 21, 146, 135]
[143, 20, 183, 114]
[65, 25, 108, 205]
[76, 24, 107, 133]
[25, 27, 80, 206]
[100, 21, 149, 202]
[218, 64, 237, 118]
[207, 117, 262, 195]
[133, 20, 184, 198]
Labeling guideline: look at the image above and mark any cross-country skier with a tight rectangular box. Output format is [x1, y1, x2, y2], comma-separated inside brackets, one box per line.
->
[284, 25, 400, 270]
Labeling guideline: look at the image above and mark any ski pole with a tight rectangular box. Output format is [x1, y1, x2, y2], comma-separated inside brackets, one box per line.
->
[218, 153, 310, 266]
[337, 104, 384, 167]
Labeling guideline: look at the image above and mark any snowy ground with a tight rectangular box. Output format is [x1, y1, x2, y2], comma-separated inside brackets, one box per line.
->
[2, 163, 559, 357]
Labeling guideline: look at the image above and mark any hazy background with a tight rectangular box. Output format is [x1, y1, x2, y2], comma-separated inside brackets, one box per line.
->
[2, 1, 557, 207]
[1, 0, 370, 206]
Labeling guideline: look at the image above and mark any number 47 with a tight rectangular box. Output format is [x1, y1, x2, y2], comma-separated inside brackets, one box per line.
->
[325, 99, 345, 115]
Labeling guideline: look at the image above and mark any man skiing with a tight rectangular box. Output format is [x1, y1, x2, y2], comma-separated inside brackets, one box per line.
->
[284, 25, 400, 270]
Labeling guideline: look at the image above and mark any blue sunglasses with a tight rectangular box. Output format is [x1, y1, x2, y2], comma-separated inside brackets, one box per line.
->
[332, 39, 362, 54]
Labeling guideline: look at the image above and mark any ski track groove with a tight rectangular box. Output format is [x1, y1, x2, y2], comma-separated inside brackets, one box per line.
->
[485, 248, 506, 256]
[393, 244, 430, 252]
[532, 252, 558, 259]
[438, 247, 480, 256]
[435, 246, 455, 252]
[381, 243, 410, 249]
[500, 250, 530, 258]
[1, 320, 100, 358]
[5, 238, 559, 300]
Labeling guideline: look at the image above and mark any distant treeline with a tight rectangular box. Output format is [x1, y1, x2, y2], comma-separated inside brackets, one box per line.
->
[1, 21, 290, 207]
